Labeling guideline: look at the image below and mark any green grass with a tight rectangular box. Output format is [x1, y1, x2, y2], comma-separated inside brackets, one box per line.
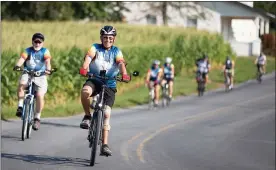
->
[2, 56, 274, 120]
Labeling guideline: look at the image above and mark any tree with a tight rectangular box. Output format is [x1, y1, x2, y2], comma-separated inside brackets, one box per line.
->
[254, 1, 276, 14]
[134, 2, 211, 26]
[254, 1, 276, 32]
[1, 1, 130, 22]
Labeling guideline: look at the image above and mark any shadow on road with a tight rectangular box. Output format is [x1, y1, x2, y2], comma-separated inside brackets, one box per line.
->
[1, 153, 92, 167]
[41, 121, 80, 128]
[1, 135, 21, 141]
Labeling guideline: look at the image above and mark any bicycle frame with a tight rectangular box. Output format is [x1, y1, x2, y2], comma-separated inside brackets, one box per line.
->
[22, 76, 36, 121]
[88, 83, 106, 147]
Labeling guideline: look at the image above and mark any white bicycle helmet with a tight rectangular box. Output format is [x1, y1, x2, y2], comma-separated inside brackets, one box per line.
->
[153, 60, 160, 65]
[165, 57, 172, 64]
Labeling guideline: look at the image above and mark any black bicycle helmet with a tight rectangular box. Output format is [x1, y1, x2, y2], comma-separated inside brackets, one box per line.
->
[100, 25, 117, 36]
[203, 54, 208, 59]
[32, 33, 45, 41]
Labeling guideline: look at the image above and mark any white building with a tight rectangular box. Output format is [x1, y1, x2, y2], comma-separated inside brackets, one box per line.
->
[122, 1, 275, 57]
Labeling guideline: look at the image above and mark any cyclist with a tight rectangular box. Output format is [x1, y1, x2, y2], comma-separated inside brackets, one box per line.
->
[255, 52, 267, 74]
[13, 33, 52, 131]
[79, 25, 131, 156]
[161, 57, 175, 100]
[145, 60, 162, 107]
[195, 54, 211, 83]
[222, 56, 235, 89]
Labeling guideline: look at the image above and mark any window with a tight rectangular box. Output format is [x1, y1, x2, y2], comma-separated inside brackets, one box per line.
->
[187, 17, 197, 28]
[146, 14, 157, 25]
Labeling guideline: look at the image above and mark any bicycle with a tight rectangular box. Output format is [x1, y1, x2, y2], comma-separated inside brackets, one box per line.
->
[161, 80, 170, 107]
[224, 69, 232, 92]
[82, 70, 139, 166]
[256, 64, 264, 83]
[196, 71, 206, 97]
[15, 67, 57, 141]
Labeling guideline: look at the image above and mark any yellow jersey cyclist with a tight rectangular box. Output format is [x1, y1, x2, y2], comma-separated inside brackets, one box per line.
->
[160, 57, 175, 100]
[223, 56, 235, 89]
[79, 25, 131, 156]
[145, 60, 162, 107]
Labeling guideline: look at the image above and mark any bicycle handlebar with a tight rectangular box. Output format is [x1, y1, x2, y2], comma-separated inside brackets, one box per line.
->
[82, 70, 140, 83]
[15, 67, 57, 77]
[85, 73, 126, 82]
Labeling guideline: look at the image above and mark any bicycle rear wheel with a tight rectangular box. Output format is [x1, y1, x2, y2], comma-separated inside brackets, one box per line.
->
[90, 110, 103, 166]
[21, 98, 30, 141]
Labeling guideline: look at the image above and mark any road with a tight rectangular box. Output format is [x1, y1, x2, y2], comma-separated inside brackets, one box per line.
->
[1, 73, 275, 170]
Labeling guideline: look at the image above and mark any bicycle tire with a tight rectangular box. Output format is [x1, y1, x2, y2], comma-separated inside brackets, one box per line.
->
[90, 110, 103, 166]
[27, 100, 35, 139]
[21, 98, 30, 141]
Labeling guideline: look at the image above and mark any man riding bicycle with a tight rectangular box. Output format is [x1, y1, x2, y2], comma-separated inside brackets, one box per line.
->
[223, 56, 235, 89]
[255, 52, 267, 74]
[195, 54, 211, 83]
[161, 57, 175, 100]
[145, 60, 162, 107]
[79, 25, 131, 156]
[13, 33, 52, 131]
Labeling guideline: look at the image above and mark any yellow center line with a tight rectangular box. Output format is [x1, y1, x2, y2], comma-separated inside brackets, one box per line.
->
[121, 132, 144, 161]
[136, 93, 274, 163]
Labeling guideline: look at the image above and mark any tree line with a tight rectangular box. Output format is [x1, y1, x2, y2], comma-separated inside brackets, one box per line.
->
[1, 1, 275, 26]
[1, 2, 129, 21]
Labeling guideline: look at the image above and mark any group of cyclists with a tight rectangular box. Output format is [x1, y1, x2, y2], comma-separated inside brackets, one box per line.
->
[145, 57, 175, 107]
[12, 25, 268, 157]
[146, 52, 267, 102]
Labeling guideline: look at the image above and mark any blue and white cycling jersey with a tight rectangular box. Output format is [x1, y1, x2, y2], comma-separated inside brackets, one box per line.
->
[86, 43, 125, 88]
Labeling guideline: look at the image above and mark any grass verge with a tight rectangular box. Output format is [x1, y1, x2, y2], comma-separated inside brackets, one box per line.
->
[1, 57, 275, 120]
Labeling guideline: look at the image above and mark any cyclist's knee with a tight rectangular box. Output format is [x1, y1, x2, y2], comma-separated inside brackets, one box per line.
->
[103, 106, 111, 131]
[36, 93, 45, 99]
[18, 83, 27, 90]
[81, 86, 92, 98]
[104, 106, 111, 118]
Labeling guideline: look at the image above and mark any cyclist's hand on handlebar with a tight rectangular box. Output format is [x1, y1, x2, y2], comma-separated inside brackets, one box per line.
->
[122, 74, 131, 82]
[79, 68, 88, 76]
[45, 69, 51, 75]
[13, 65, 21, 71]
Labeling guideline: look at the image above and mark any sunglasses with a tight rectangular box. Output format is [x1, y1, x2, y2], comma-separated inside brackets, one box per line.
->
[33, 40, 42, 44]
[102, 36, 114, 40]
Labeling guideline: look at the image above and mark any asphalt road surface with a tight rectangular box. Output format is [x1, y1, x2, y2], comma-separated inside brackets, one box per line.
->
[2, 73, 275, 170]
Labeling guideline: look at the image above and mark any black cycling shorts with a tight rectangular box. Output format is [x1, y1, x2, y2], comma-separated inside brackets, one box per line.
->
[83, 79, 117, 108]
[164, 77, 174, 82]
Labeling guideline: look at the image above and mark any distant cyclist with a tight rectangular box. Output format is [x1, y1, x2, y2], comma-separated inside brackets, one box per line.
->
[255, 52, 267, 74]
[223, 56, 235, 89]
[195, 54, 211, 83]
[145, 60, 162, 107]
[161, 57, 175, 100]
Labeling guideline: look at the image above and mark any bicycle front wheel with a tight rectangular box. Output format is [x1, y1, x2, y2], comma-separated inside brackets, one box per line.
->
[90, 110, 103, 166]
[27, 99, 35, 139]
[21, 98, 30, 141]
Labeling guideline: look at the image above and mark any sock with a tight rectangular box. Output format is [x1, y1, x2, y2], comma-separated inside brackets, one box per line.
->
[35, 112, 41, 119]
[18, 99, 24, 107]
